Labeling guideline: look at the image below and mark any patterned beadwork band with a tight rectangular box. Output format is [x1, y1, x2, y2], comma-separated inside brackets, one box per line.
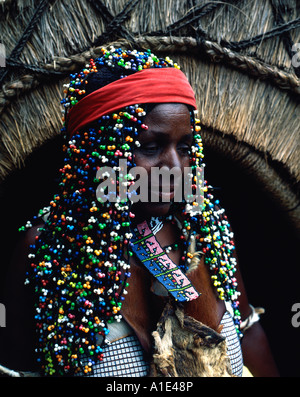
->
[66, 68, 197, 136]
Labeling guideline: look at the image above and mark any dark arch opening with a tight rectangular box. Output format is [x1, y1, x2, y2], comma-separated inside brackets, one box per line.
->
[204, 144, 299, 377]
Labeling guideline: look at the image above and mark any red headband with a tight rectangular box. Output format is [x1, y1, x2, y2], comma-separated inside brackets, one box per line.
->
[66, 68, 197, 136]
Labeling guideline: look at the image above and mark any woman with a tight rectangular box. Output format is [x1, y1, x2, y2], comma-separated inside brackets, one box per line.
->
[0, 47, 279, 377]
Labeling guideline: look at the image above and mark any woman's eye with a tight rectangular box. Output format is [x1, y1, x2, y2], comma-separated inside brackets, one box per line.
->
[178, 144, 191, 154]
[139, 144, 159, 153]
[137, 141, 191, 155]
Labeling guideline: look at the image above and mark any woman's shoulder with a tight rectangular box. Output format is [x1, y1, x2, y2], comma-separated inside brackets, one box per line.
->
[17, 207, 50, 252]
[22, 223, 44, 245]
[3, 222, 45, 299]
[12, 222, 45, 266]
[0, 222, 45, 371]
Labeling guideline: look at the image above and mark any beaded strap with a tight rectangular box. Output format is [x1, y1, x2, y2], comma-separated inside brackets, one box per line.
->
[130, 220, 200, 302]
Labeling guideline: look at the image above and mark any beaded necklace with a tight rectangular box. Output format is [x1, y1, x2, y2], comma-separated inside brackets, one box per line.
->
[21, 47, 241, 377]
[147, 205, 242, 333]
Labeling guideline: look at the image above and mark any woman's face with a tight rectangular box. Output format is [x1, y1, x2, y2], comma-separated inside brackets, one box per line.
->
[132, 103, 193, 219]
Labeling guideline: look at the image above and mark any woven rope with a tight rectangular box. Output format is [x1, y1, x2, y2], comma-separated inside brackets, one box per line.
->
[1, 34, 299, 112]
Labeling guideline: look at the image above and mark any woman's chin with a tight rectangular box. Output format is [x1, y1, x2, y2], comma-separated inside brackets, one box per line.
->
[132, 201, 172, 221]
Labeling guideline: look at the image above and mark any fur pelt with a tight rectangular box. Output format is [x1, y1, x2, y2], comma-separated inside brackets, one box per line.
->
[149, 302, 233, 377]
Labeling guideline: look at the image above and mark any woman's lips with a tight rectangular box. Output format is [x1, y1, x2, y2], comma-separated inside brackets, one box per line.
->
[159, 190, 175, 201]
[149, 185, 176, 202]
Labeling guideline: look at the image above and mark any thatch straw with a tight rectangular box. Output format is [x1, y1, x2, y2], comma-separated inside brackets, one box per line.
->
[0, 0, 299, 228]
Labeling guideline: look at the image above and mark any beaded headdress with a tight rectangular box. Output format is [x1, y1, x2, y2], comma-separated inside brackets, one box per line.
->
[22, 47, 242, 376]
[66, 67, 196, 136]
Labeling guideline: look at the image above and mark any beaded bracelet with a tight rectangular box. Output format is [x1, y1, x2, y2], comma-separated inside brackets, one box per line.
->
[240, 304, 265, 332]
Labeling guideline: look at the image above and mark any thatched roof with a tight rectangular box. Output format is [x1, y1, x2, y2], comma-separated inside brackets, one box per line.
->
[0, 0, 299, 228]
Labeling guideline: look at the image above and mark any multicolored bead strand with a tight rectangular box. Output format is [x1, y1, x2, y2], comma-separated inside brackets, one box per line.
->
[181, 111, 242, 337]
[24, 104, 152, 376]
[193, 192, 243, 338]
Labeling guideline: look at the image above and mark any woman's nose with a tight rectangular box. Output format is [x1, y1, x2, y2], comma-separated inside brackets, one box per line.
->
[161, 146, 182, 170]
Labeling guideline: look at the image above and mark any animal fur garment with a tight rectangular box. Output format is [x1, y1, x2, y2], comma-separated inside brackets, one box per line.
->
[149, 302, 233, 377]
